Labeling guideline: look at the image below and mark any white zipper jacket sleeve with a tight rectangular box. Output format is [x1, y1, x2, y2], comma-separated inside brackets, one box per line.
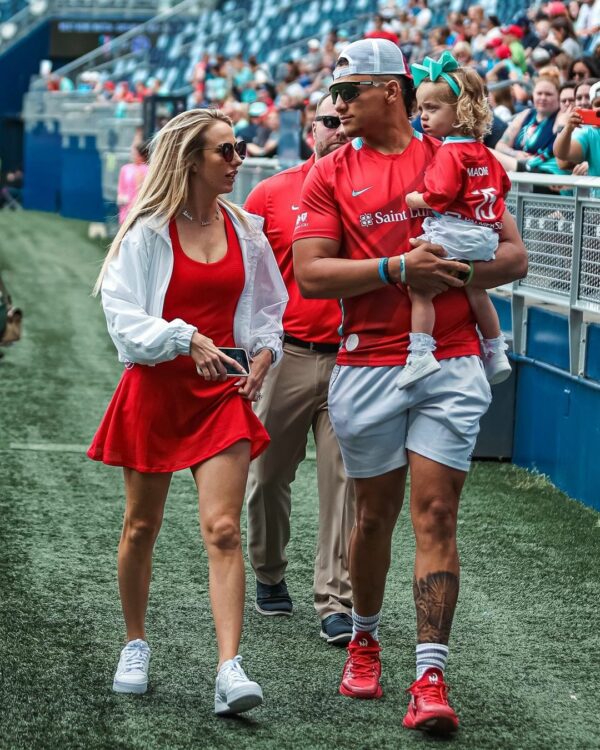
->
[100, 207, 287, 366]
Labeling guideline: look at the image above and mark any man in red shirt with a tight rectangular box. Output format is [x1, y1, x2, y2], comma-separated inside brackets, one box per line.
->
[244, 94, 355, 646]
[364, 13, 400, 46]
[293, 39, 527, 734]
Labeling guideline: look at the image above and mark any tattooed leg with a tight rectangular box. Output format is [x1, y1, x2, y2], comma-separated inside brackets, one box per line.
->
[413, 571, 459, 645]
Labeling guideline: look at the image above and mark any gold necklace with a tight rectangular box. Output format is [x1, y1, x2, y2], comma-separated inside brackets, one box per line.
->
[182, 207, 221, 226]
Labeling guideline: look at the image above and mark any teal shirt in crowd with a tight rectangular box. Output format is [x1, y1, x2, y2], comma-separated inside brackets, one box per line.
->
[573, 125, 600, 198]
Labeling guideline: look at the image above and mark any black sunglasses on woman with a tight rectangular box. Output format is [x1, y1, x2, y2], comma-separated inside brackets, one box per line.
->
[198, 141, 247, 162]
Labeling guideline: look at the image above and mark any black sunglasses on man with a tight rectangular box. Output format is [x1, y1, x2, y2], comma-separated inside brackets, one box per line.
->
[329, 80, 388, 105]
[314, 115, 342, 129]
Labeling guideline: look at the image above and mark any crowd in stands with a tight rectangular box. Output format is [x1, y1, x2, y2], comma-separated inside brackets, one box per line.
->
[42, 0, 600, 184]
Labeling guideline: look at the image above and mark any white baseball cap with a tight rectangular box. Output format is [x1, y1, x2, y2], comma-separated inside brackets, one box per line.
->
[590, 80, 600, 104]
[332, 38, 411, 81]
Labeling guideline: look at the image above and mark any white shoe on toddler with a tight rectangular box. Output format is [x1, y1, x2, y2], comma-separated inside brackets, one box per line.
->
[396, 351, 441, 389]
[482, 334, 511, 385]
[483, 349, 511, 385]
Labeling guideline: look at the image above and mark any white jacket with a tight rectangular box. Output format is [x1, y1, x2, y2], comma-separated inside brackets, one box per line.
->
[101, 205, 288, 366]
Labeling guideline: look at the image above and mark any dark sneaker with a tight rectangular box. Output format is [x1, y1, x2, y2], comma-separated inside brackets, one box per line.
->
[403, 668, 459, 735]
[255, 579, 293, 616]
[320, 613, 352, 646]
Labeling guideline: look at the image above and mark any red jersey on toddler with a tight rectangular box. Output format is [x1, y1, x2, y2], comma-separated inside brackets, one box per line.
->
[421, 137, 511, 231]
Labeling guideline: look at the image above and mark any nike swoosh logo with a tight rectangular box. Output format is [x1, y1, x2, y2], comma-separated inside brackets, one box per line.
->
[352, 187, 372, 197]
[291, 204, 300, 210]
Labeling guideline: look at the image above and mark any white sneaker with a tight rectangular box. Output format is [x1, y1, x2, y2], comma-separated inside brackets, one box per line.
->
[113, 639, 151, 694]
[396, 351, 441, 389]
[214, 655, 263, 716]
[484, 349, 511, 385]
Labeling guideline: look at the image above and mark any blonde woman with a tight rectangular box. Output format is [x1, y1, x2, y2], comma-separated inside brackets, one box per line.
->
[88, 109, 287, 714]
[400, 54, 512, 388]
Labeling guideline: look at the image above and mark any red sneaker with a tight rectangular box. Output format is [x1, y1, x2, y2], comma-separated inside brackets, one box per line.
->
[403, 668, 459, 735]
[339, 631, 382, 699]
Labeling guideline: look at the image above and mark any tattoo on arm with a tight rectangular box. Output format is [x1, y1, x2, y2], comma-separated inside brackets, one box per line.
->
[413, 571, 459, 645]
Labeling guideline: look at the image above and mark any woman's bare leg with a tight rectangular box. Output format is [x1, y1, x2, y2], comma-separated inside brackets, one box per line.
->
[191, 440, 250, 668]
[118, 469, 172, 641]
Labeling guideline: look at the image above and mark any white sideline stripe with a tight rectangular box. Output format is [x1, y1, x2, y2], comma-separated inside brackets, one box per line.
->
[9, 443, 88, 453]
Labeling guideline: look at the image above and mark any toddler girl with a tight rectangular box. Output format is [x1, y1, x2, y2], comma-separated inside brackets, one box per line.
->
[399, 52, 512, 389]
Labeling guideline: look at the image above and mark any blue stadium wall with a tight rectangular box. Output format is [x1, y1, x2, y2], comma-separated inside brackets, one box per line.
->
[494, 298, 600, 511]
[0, 22, 52, 174]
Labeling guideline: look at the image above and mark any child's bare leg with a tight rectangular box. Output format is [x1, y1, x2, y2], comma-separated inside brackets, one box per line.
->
[464, 287, 500, 340]
[409, 288, 436, 337]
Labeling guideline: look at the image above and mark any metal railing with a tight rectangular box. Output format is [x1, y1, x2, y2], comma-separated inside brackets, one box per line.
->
[506, 173, 600, 377]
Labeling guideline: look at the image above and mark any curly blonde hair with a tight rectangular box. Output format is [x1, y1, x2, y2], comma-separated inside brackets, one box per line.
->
[424, 67, 492, 140]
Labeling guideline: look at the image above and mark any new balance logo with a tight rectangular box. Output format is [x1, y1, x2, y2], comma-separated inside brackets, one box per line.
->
[352, 187, 372, 197]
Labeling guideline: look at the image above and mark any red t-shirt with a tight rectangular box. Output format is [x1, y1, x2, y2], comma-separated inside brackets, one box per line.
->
[293, 134, 482, 366]
[422, 139, 511, 230]
[244, 155, 342, 345]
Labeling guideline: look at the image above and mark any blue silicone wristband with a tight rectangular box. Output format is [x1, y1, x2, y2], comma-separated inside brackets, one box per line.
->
[378, 257, 390, 284]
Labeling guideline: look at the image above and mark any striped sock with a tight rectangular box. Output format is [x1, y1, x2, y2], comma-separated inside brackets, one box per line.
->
[416, 643, 449, 679]
[352, 609, 381, 641]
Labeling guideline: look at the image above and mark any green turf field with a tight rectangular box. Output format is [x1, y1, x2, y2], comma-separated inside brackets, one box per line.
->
[1, 211, 599, 750]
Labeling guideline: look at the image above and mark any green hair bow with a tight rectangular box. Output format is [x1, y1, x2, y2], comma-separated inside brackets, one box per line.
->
[410, 51, 461, 97]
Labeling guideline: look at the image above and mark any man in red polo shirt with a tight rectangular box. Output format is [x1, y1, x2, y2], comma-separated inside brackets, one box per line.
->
[293, 39, 527, 734]
[244, 94, 355, 646]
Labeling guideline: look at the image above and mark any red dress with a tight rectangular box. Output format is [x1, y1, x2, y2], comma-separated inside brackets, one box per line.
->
[87, 212, 270, 473]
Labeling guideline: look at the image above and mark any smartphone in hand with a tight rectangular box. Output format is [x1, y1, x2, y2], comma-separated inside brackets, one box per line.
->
[575, 108, 600, 127]
[219, 347, 250, 376]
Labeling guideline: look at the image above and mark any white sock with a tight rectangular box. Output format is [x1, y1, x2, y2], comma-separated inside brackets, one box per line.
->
[352, 609, 381, 641]
[482, 333, 507, 356]
[416, 643, 449, 679]
[408, 332, 436, 356]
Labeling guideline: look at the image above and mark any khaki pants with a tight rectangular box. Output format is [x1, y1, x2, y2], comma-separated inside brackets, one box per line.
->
[247, 341, 354, 619]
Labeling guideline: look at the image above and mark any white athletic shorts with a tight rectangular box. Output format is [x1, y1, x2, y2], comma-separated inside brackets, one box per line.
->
[328, 356, 492, 478]
[421, 214, 498, 261]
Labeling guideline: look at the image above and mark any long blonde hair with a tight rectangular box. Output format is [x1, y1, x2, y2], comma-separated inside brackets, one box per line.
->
[93, 108, 248, 295]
